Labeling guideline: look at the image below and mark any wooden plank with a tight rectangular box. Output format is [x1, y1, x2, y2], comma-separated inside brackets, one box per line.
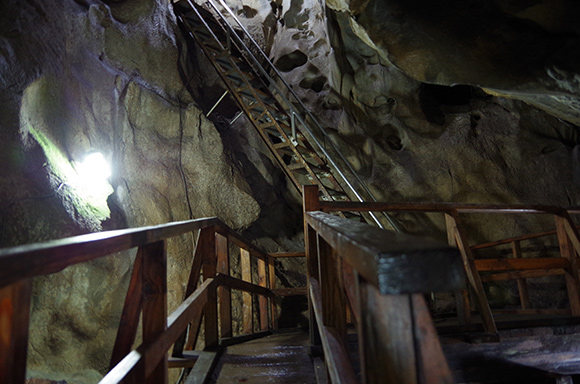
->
[471, 229, 560, 250]
[492, 308, 571, 315]
[306, 211, 465, 294]
[101, 279, 214, 384]
[268, 256, 278, 330]
[317, 235, 346, 346]
[309, 279, 358, 384]
[268, 252, 306, 258]
[474, 257, 570, 272]
[202, 230, 218, 349]
[174, 228, 212, 357]
[110, 248, 143, 369]
[183, 351, 220, 384]
[480, 268, 565, 282]
[216, 233, 232, 338]
[273, 287, 308, 296]
[555, 215, 580, 316]
[410, 294, 454, 384]
[358, 279, 417, 384]
[215, 273, 273, 297]
[240, 248, 253, 334]
[168, 350, 199, 369]
[512, 240, 530, 309]
[141, 240, 168, 384]
[218, 331, 271, 347]
[319, 201, 560, 214]
[342, 260, 360, 327]
[0, 217, 220, 290]
[0, 279, 32, 384]
[446, 215, 471, 325]
[303, 185, 322, 347]
[445, 211, 498, 335]
[258, 257, 269, 331]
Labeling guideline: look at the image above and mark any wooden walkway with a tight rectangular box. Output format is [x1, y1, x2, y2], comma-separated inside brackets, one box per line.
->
[208, 331, 317, 383]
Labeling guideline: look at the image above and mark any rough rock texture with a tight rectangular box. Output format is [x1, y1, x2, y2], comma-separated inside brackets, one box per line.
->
[0, 0, 290, 382]
[221, 0, 580, 308]
[4, 0, 580, 382]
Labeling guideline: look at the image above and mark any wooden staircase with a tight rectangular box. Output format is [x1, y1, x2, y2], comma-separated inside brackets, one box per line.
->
[173, 0, 400, 231]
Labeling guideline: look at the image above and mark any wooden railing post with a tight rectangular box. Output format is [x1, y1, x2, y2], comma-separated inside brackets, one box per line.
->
[445, 214, 471, 325]
[445, 211, 497, 336]
[0, 279, 32, 384]
[141, 240, 168, 384]
[216, 232, 232, 338]
[303, 185, 322, 347]
[258, 257, 269, 331]
[317, 235, 347, 347]
[173, 228, 211, 356]
[268, 256, 278, 330]
[111, 248, 143, 369]
[555, 213, 580, 316]
[240, 248, 253, 334]
[511, 240, 530, 310]
[202, 227, 218, 349]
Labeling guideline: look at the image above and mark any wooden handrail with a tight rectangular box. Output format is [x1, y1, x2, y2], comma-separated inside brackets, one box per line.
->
[318, 201, 565, 214]
[306, 211, 465, 294]
[303, 185, 464, 383]
[306, 186, 580, 337]
[0, 216, 280, 384]
[0, 217, 220, 289]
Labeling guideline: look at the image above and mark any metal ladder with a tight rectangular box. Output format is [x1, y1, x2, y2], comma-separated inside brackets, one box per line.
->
[173, 0, 400, 232]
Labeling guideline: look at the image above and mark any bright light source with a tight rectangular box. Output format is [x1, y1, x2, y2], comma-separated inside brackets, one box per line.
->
[78, 152, 111, 182]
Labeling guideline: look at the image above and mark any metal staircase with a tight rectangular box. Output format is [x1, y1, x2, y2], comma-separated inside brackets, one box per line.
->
[173, 0, 400, 232]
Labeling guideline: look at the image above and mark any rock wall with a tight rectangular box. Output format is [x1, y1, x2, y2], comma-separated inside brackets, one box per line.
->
[4, 0, 580, 381]
[1, 0, 292, 382]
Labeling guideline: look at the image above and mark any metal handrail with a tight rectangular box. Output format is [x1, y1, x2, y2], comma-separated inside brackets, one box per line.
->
[184, 0, 401, 232]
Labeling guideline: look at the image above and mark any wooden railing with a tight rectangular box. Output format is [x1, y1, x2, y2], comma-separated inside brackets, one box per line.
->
[303, 185, 466, 383]
[306, 186, 580, 339]
[0, 217, 282, 384]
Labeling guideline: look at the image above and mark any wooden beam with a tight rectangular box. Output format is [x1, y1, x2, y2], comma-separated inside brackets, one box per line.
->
[411, 294, 454, 384]
[141, 240, 168, 384]
[512, 241, 530, 309]
[110, 248, 143, 369]
[0, 279, 32, 384]
[258, 257, 269, 331]
[240, 248, 253, 334]
[303, 185, 322, 347]
[268, 252, 306, 258]
[358, 280, 417, 384]
[168, 350, 199, 369]
[555, 215, 580, 316]
[471, 229, 561, 250]
[306, 211, 465, 294]
[0, 217, 220, 290]
[101, 279, 214, 384]
[480, 268, 565, 282]
[317, 235, 346, 347]
[318, 201, 560, 214]
[474, 257, 570, 272]
[268, 256, 278, 330]
[202, 230, 218, 349]
[273, 287, 307, 296]
[174, 228, 211, 357]
[216, 233, 232, 338]
[445, 211, 497, 335]
[310, 279, 358, 384]
[215, 273, 273, 297]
